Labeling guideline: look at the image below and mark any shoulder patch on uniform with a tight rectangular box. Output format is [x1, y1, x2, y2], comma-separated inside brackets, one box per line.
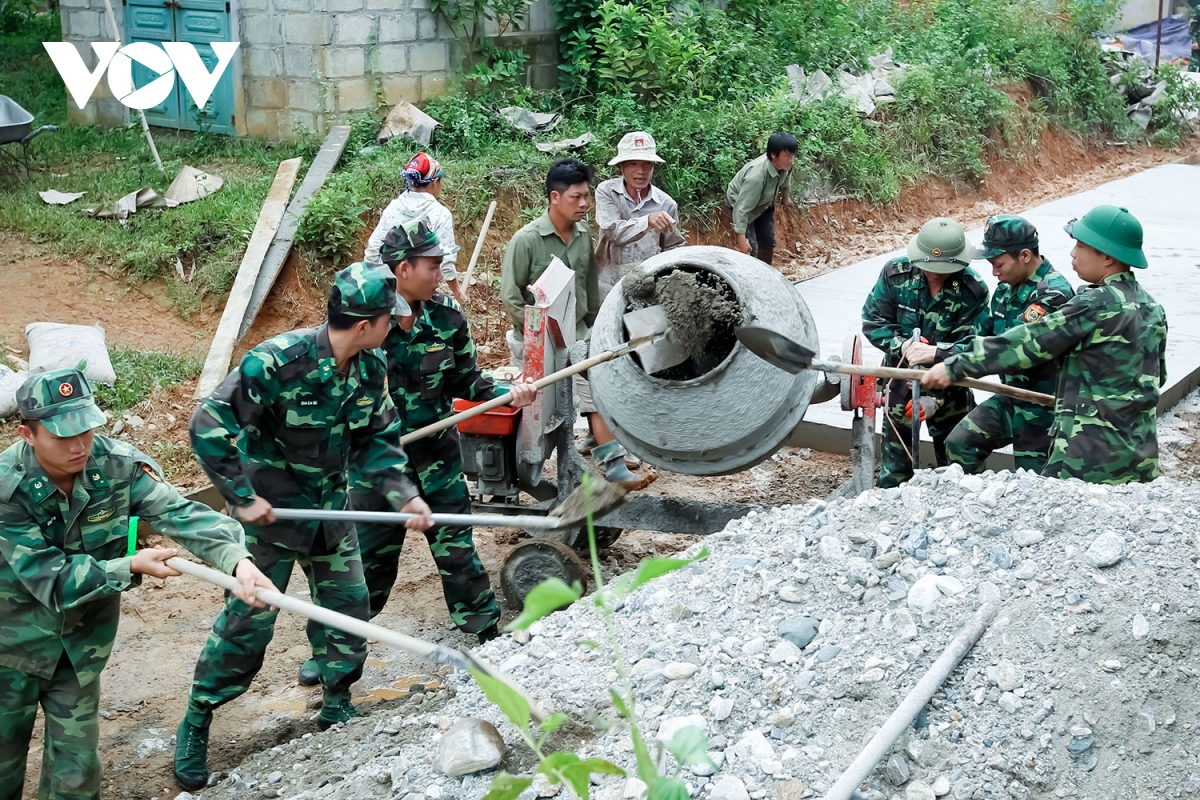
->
[87, 507, 115, 523]
[425, 343, 446, 353]
[356, 396, 374, 406]
[1021, 303, 1048, 324]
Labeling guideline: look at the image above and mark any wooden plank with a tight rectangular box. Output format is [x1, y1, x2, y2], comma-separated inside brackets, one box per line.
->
[237, 126, 352, 341]
[194, 157, 303, 400]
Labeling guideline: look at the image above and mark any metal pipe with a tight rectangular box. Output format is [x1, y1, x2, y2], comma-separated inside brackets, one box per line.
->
[1155, 0, 1165, 71]
[820, 602, 999, 800]
[272, 507, 567, 531]
[166, 556, 548, 721]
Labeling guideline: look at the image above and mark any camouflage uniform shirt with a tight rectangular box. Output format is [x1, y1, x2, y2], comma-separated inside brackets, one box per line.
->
[863, 256, 990, 370]
[368, 292, 508, 491]
[955, 259, 1075, 394]
[945, 271, 1168, 483]
[0, 435, 249, 685]
[191, 324, 419, 550]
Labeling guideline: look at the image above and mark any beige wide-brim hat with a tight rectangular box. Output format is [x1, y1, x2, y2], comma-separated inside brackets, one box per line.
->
[608, 131, 665, 165]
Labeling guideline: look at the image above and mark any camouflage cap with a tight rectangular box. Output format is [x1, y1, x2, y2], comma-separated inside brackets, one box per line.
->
[379, 219, 446, 266]
[330, 262, 398, 318]
[967, 215, 1039, 260]
[17, 368, 108, 438]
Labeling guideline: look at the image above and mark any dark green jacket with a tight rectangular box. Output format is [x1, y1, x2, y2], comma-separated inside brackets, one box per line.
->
[0, 435, 249, 684]
[191, 325, 419, 550]
[946, 271, 1167, 484]
[862, 256, 990, 370]
[955, 259, 1075, 395]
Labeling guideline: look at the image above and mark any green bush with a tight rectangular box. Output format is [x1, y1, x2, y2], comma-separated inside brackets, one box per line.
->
[293, 173, 370, 267]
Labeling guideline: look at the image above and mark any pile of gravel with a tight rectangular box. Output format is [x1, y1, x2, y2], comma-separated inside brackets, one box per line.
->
[196, 466, 1200, 800]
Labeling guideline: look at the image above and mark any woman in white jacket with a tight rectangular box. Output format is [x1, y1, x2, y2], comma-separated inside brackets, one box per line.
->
[364, 152, 465, 304]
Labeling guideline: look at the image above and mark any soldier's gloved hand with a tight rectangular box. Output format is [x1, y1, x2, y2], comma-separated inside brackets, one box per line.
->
[401, 497, 435, 531]
[905, 396, 938, 422]
[920, 363, 952, 390]
[131, 546, 182, 578]
[235, 496, 276, 525]
[506, 378, 539, 408]
[233, 558, 279, 609]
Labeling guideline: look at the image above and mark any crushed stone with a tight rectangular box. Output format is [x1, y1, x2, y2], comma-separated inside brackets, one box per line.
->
[196, 465, 1200, 800]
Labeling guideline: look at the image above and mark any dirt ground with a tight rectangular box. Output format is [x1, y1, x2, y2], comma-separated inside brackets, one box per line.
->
[2, 132, 1198, 799]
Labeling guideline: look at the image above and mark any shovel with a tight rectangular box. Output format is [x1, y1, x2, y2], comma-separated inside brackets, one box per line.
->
[164, 556, 549, 722]
[735, 326, 1055, 407]
[272, 477, 627, 533]
[401, 306, 675, 446]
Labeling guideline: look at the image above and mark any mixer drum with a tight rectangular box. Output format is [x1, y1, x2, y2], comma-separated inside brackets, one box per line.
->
[589, 246, 819, 476]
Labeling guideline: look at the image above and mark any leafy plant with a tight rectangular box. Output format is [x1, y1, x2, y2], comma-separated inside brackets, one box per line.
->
[293, 175, 369, 266]
[472, 476, 712, 800]
[1149, 63, 1200, 145]
[0, 0, 37, 34]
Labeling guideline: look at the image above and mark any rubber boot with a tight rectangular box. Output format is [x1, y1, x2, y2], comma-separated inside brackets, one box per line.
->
[297, 658, 320, 687]
[477, 624, 500, 645]
[757, 246, 775, 267]
[174, 706, 212, 791]
[577, 429, 598, 455]
[593, 441, 654, 491]
[317, 697, 361, 731]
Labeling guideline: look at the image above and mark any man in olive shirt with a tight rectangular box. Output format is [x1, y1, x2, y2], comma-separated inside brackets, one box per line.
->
[725, 132, 797, 266]
[499, 158, 647, 488]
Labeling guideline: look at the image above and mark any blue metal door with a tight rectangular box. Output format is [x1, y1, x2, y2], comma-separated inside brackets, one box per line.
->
[123, 0, 236, 134]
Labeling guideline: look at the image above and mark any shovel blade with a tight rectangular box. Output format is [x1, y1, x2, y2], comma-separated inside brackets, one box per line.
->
[735, 326, 816, 374]
[623, 305, 689, 374]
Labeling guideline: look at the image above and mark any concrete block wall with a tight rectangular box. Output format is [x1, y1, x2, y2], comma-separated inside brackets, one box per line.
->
[58, 0, 559, 139]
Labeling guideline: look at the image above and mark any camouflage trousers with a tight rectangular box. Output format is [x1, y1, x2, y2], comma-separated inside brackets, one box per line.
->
[0, 654, 100, 800]
[332, 456, 499, 638]
[879, 385, 974, 489]
[187, 526, 368, 714]
[946, 394, 1054, 474]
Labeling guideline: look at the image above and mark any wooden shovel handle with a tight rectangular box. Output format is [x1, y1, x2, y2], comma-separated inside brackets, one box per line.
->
[461, 200, 497, 292]
[400, 342, 637, 445]
[817, 361, 1055, 407]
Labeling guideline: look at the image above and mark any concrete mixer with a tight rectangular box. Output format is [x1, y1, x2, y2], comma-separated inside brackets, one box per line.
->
[454, 246, 882, 608]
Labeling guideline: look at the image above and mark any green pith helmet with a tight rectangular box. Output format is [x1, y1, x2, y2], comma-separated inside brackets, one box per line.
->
[907, 218, 972, 274]
[17, 368, 107, 438]
[1064, 205, 1147, 268]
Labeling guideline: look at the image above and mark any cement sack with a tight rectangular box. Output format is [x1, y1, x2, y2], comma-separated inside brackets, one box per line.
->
[0, 364, 25, 418]
[25, 323, 117, 385]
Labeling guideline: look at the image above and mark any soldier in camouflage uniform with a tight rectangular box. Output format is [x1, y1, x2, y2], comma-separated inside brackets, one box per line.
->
[296, 222, 537, 686]
[923, 205, 1168, 484]
[862, 218, 989, 488]
[938, 216, 1075, 473]
[174, 264, 434, 791]
[0, 369, 271, 800]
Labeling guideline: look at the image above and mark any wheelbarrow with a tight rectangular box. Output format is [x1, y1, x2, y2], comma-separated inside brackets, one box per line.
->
[0, 96, 58, 179]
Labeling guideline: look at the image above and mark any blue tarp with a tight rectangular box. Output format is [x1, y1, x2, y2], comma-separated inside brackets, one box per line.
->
[1118, 15, 1192, 64]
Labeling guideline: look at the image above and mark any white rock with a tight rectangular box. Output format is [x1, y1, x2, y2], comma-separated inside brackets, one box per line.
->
[978, 484, 1004, 506]
[886, 609, 918, 639]
[663, 662, 698, 681]
[1013, 529, 1045, 547]
[1131, 613, 1150, 639]
[741, 637, 767, 656]
[857, 668, 885, 683]
[998, 692, 1021, 713]
[908, 574, 941, 611]
[819, 535, 845, 561]
[932, 776, 951, 796]
[532, 773, 560, 797]
[935, 575, 964, 596]
[1085, 532, 1125, 568]
[768, 641, 803, 664]
[993, 660, 1024, 691]
[959, 475, 985, 493]
[623, 777, 648, 799]
[437, 718, 506, 776]
[729, 730, 777, 771]
[906, 781, 936, 800]
[710, 776, 750, 800]
[709, 696, 734, 722]
[656, 715, 706, 742]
